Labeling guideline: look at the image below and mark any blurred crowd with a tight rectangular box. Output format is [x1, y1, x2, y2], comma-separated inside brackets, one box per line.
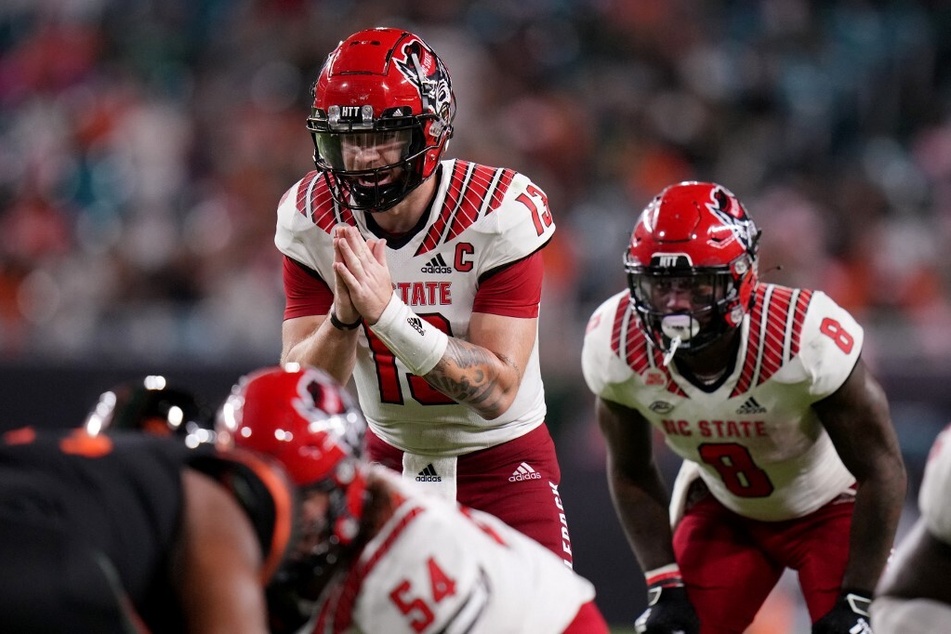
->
[0, 6, 949, 397]
[3, 2, 950, 411]
[4, 1, 951, 629]
[4, 0, 951, 370]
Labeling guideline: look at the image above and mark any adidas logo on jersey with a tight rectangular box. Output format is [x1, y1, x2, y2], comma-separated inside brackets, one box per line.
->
[509, 462, 542, 482]
[416, 463, 442, 483]
[736, 396, 767, 414]
[420, 253, 453, 274]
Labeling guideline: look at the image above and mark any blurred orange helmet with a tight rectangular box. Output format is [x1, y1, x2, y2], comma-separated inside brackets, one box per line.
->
[84, 375, 213, 446]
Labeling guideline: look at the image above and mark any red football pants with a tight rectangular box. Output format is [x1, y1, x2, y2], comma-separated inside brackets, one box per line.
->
[366, 423, 574, 567]
[673, 487, 854, 633]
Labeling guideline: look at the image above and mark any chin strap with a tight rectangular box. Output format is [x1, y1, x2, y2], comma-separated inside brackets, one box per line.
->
[662, 336, 681, 367]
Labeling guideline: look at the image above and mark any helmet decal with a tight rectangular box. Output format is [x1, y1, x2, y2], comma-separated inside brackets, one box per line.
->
[705, 185, 758, 254]
[651, 253, 693, 269]
[295, 374, 344, 421]
[393, 39, 453, 130]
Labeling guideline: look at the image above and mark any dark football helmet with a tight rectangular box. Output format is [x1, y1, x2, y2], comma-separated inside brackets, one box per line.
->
[216, 363, 369, 608]
[625, 181, 760, 359]
[84, 375, 214, 446]
[306, 27, 455, 212]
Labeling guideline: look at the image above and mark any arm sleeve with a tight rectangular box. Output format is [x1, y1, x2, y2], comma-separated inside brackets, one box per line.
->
[282, 256, 333, 321]
[186, 450, 296, 582]
[472, 252, 543, 318]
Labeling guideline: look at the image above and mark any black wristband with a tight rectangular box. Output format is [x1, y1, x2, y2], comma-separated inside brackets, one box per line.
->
[329, 310, 361, 331]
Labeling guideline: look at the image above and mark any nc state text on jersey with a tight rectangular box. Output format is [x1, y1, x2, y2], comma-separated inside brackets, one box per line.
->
[662, 419, 767, 438]
[394, 281, 451, 306]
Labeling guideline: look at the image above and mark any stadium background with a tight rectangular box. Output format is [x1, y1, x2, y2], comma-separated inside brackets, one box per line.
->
[3, 1, 951, 631]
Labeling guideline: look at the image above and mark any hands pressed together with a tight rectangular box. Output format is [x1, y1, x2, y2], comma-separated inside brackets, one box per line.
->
[331, 225, 394, 326]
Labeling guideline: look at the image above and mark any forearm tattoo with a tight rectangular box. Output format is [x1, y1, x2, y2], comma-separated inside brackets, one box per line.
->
[424, 338, 515, 413]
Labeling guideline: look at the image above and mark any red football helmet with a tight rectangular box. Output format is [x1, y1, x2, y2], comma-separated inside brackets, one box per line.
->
[625, 181, 760, 357]
[217, 364, 369, 606]
[215, 364, 366, 488]
[307, 27, 456, 212]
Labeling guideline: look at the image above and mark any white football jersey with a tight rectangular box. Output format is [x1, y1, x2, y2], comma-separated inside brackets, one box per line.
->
[919, 425, 951, 542]
[871, 426, 951, 633]
[275, 160, 554, 455]
[582, 284, 863, 521]
[871, 596, 951, 634]
[308, 468, 595, 634]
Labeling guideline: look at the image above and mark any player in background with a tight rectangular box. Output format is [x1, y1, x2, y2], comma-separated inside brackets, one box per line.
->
[218, 364, 609, 634]
[580, 181, 906, 633]
[84, 374, 215, 444]
[0, 363, 601, 633]
[0, 421, 290, 632]
[872, 423, 951, 633]
[275, 27, 572, 565]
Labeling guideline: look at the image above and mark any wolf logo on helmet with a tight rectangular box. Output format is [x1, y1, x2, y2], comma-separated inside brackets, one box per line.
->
[704, 184, 759, 254]
[393, 39, 453, 130]
[297, 372, 344, 420]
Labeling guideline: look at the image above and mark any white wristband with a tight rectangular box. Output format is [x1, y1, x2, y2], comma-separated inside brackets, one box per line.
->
[644, 563, 683, 588]
[369, 293, 449, 376]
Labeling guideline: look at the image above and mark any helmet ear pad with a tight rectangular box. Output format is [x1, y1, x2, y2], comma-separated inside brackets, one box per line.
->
[726, 256, 758, 328]
[420, 118, 453, 180]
